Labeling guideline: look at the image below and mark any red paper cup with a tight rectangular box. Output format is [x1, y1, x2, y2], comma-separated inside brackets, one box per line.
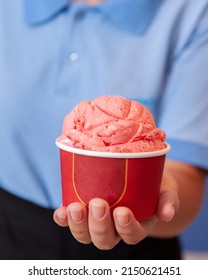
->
[56, 140, 170, 220]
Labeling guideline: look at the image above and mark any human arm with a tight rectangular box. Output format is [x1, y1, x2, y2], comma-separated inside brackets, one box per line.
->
[150, 159, 205, 238]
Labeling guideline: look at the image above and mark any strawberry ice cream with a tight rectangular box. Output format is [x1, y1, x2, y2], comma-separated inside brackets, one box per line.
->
[56, 96, 170, 220]
[57, 95, 166, 152]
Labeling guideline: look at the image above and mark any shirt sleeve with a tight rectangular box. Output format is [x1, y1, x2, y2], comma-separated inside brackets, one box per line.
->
[158, 6, 208, 170]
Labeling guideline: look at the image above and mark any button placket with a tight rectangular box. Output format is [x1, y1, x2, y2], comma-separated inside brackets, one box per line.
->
[56, 4, 88, 96]
[68, 52, 79, 62]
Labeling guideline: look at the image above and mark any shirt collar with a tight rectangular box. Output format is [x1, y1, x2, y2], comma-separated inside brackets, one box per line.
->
[24, 0, 162, 35]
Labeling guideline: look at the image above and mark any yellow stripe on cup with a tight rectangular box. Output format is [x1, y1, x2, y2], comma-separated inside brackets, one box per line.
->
[72, 153, 128, 208]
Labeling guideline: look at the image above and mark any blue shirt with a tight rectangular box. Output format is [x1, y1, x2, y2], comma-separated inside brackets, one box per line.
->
[0, 0, 208, 209]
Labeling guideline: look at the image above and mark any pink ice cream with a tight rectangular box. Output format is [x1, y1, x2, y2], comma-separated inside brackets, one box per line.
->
[58, 95, 166, 152]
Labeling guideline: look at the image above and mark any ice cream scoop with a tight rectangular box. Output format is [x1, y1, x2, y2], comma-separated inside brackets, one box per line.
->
[58, 95, 166, 152]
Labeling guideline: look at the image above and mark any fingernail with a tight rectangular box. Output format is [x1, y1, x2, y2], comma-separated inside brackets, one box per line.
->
[116, 211, 130, 226]
[54, 208, 67, 222]
[165, 203, 175, 221]
[91, 202, 106, 220]
[56, 212, 66, 222]
[69, 206, 83, 223]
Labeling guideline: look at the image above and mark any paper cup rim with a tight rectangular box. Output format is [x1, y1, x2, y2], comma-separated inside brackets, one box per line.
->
[55, 140, 171, 159]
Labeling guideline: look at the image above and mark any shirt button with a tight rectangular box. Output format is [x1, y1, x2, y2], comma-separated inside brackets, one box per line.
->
[68, 52, 79, 62]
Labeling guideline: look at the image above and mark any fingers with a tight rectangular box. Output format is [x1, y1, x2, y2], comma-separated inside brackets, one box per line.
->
[157, 191, 177, 222]
[67, 202, 91, 244]
[62, 199, 121, 249]
[53, 203, 91, 244]
[88, 199, 120, 250]
[88, 199, 156, 249]
[53, 206, 68, 227]
[113, 207, 158, 244]
[55, 199, 121, 249]
[157, 170, 179, 222]
[54, 200, 158, 249]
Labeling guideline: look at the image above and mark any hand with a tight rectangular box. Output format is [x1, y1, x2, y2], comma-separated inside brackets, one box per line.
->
[53, 171, 179, 250]
[54, 198, 158, 249]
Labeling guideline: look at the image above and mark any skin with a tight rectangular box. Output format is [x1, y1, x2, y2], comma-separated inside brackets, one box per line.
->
[54, 160, 206, 250]
[54, 0, 206, 249]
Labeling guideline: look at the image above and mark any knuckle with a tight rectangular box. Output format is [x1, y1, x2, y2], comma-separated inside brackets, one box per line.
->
[70, 227, 89, 241]
[76, 238, 92, 245]
[118, 229, 146, 245]
[70, 227, 86, 236]
[124, 238, 141, 245]
[90, 227, 109, 236]
[118, 228, 133, 237]
[95, 242, 115, 250]
[71, 231, 91, 244]
[91, 235, 120, 250]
